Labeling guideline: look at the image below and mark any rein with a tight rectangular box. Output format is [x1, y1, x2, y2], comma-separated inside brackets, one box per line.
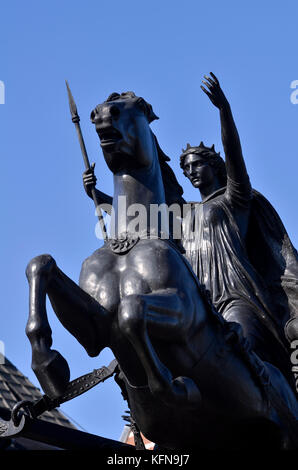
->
[11, 359, 119, 425]
[11, 359, 146, 449]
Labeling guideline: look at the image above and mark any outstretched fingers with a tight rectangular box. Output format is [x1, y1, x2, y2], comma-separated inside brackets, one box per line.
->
[203, 74, 217, 89]
[210, 72, 219, 85]
[200, 84, 212, 98]
[202, 80, 212, 90]
[200, 72, 227, 109]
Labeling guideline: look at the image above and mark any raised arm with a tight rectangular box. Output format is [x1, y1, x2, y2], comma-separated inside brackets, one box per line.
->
[201, 73, 249, 184]
[83, 162, 113, 213]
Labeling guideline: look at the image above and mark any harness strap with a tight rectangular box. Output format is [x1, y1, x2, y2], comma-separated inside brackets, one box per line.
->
[21, 359, 118, 420]
[13, 359, 146, 449]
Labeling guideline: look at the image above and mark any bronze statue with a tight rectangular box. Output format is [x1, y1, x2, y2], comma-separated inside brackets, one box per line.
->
[22, 87, 298, 450]
[180, 74, 298, 392]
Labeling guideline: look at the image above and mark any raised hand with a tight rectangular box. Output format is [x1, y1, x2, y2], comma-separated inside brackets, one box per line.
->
[200, 72, 229, 110]
[83, 162, 97, 198]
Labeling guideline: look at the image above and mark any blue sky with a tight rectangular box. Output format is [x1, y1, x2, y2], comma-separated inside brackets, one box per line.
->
[0, 0, 297, 440]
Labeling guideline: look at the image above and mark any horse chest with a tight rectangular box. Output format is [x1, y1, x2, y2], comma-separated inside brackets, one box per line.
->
[80, 240, 176, 314]
[80, 248, 152, 313]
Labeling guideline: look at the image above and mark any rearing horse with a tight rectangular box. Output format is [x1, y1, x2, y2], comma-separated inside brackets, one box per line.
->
[26, 92, 298, 450]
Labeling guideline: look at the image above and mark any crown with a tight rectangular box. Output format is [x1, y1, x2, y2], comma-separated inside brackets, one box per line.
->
[181, 141, 219, 155]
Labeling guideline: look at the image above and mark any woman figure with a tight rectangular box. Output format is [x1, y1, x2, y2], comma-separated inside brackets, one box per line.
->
[180, 73, 298, 388]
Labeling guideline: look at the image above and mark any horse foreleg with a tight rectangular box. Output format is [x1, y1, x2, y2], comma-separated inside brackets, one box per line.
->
[25, 254, 70, 398]
[118, 291, 202, 409]
[26, 254, 110, 399]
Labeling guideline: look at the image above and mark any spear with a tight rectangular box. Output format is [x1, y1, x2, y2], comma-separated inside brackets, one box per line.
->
[65, 80, 108, 242]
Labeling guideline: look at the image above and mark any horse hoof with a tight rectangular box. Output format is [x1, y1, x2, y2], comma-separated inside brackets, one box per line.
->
[171, 376, 202, 409]
[32, 349, 70, 399]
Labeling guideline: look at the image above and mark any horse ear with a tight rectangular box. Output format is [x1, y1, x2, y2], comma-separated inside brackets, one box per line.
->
[146, 102, 159, 123]
[106, 92, 120, 102]
[149, 111, 159, 122]
[137, 97, 159, 123]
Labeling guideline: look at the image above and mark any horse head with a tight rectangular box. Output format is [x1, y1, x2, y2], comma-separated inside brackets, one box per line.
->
[90, 91, 159, 174]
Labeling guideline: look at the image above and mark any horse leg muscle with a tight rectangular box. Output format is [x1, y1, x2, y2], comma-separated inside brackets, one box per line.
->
[118, 292, 202, 409]
[26, 254, 110, 398]
[47, 267, 110, 356]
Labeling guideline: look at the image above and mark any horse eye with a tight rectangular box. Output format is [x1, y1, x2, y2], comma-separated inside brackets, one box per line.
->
[110, 105, 120, 119]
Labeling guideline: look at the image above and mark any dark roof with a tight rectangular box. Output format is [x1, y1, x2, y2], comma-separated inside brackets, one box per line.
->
[0, 357, 76, 429]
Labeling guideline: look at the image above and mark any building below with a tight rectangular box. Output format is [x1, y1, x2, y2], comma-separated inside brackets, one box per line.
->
[119, 423, 154, 450]
[0, 356, 77, 450]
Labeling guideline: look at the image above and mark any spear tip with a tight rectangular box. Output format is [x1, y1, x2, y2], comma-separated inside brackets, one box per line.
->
[65, 80, 80, 123]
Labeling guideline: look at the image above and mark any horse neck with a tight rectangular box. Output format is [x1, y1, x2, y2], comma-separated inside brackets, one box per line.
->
[111, 147, 168, 238]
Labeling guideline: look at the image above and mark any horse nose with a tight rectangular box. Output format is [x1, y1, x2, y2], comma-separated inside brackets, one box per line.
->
[94, 112, 112, 133]
[95, 118, 112, 132]
[95, 105, 120, 129]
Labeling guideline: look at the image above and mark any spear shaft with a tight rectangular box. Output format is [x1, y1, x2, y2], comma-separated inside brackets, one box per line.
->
[66, 81, 108, 242]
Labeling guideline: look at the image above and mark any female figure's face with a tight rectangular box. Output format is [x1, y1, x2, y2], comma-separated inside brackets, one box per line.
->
[183, 153, 215, 189]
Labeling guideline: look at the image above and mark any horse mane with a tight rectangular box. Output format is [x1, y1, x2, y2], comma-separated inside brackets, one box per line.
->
[152, 132, 186, 207]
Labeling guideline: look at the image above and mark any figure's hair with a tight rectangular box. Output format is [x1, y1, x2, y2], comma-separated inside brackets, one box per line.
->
[90, 91, 159, 124]
[180, 142, 227, 187]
